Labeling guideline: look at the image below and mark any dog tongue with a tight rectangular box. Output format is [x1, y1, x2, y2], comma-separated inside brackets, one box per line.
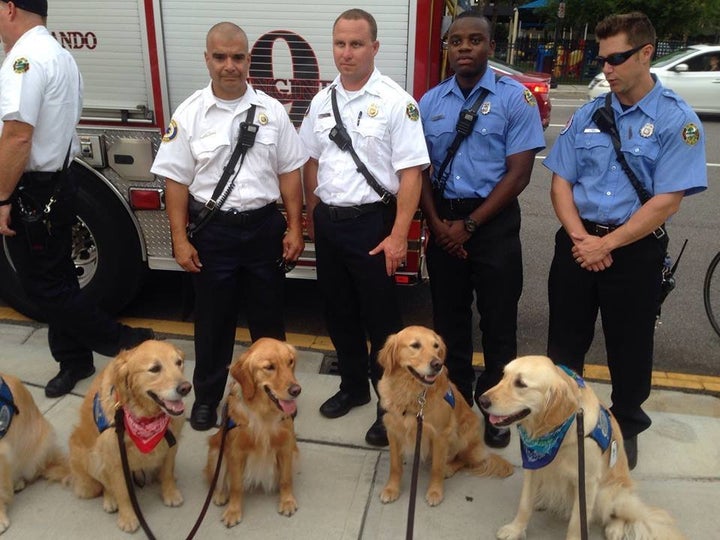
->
[163, 399, 185, 414]
[279, 399, 297, 415]
[488, 414, 507, 426]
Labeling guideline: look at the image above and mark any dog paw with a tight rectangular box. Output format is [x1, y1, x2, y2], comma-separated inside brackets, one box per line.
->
[212, 490, 229, 506]
[13, 478, 26, 493]
[102, 494, 118, 513]
[380, 486, 400, 504]
[0, 513, 9, 535]
[497, 523, 526, 540]
[603, 520, 625, 540]
[162, 488, 184, 507]
[117, 513, 140, 533]
[278, 496, 298, 516]
[221, 508, 243, 528]
[425, 488, 444, 507]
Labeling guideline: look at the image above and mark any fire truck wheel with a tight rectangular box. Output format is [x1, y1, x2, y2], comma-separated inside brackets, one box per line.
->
[0, 166, 146, 321]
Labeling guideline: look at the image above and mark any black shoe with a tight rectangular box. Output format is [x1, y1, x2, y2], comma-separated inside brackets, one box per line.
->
[121, 327, 156, 350]
[365, 409, 389, 447]
[190, 402, 218, 431]
[624, 436, 638, 470]
[484, 420, 511, 449]
[319, 390, 371, 419]
[45, 366, 96, 398]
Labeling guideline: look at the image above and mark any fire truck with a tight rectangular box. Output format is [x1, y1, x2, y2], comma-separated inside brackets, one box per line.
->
[0, 0, 448, 319]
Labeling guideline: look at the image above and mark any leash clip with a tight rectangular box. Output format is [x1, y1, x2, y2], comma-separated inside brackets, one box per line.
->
[416, 390, 427, 418]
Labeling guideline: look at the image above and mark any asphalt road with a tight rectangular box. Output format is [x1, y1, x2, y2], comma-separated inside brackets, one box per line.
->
[119, 96, 720, 378]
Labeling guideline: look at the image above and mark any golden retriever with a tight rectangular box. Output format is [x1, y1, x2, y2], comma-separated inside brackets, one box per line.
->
[68, 340, 191, 533]
[0, 373, 68, 534]
[377, 326, 514, 507]
[479, 355, 684, 540]
[205, 338, 301, 527]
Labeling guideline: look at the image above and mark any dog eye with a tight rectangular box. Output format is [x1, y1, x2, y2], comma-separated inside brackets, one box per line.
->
[149, 363, 162, 373]
[263, 364, 276, 371]
[514, 377, 527, 389]
[175, 359, 183, 368]
[433, 342, 440, 349]
[410, 341, 421, 349]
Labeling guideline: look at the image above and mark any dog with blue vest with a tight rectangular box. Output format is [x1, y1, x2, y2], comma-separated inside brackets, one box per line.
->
[479, 355, 684, 540]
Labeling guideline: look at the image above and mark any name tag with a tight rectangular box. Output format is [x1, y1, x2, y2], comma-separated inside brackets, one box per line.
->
[583, 128, 601, 133]
[318, 113, 332, 119]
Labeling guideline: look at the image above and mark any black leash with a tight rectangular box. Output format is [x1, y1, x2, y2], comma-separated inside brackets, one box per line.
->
[185, 404, 230, 540]
[576, 408, 589, 540]
[114, 407, 158, 540]
[406, 391, 426, 540]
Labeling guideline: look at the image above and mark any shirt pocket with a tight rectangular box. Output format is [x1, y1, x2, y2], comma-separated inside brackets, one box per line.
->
[354, 116, 389, 169]
[621, 136, 660, 166]
[253, 122, 278, 165]
[574, 132, 612, 177]
[190, 132, 229, 162]
[470, 116, 506, 161]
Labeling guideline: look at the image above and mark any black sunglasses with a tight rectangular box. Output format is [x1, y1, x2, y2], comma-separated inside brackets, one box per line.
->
[595, 43, 649, 67]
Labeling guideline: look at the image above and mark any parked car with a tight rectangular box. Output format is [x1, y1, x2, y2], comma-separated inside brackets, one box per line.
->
[489, 59, 552, 129]
[587, 44, 720, 114]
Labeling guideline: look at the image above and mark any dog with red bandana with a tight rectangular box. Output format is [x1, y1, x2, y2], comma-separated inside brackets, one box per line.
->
[68, 340, 191, 533]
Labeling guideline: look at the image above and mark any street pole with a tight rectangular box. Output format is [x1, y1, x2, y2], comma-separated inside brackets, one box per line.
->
[552, 1, 566, 85]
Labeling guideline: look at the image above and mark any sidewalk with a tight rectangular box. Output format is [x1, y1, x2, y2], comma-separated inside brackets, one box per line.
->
[1, 321, 718, 539]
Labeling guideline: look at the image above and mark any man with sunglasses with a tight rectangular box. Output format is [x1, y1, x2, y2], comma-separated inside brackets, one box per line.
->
[543, 12, 707, 469]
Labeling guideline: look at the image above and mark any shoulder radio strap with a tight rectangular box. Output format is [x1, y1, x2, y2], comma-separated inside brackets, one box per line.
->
[434, 73, 501, 198]
[329, 87, 395, 204]
[592, 94, 667, 245]
[187, 104, 258, 238]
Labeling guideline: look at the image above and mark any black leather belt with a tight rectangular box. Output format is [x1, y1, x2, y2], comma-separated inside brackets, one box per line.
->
[582, 219, 620, 237]
[436, 197, 484, 218]
[318, 200, 392, 222]
[189, 198, 276, 227]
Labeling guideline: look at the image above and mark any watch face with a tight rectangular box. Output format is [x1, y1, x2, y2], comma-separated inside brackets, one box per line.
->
[464, 218, 477, 233]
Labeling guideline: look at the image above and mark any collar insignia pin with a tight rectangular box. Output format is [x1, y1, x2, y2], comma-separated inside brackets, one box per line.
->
[368, 103, 379, 117]
[258, 113, 268, 125]
[640, 123, 654, 137]
[481, 101, 491, 115]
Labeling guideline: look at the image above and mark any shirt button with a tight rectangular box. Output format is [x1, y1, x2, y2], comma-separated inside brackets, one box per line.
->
[611, 165, 617, 171]
[606, 191, 612, 196]
[634, 148, 640, 153]
[481, 128, 487, 134]
[455, 175, 461, 180]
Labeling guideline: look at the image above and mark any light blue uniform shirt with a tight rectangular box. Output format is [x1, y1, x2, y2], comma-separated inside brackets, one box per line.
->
[543, 78, 707, 225]
[419, 68, 545, 199]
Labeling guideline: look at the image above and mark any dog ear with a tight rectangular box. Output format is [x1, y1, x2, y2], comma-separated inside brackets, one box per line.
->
[377, 332, 399, 372]
[539, 376, 578, 430]
[110, 349, 132, 404]
[435, 331, 447, 362]
[230, 350, 256, 400]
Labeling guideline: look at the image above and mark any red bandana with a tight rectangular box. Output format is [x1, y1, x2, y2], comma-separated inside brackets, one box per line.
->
[123, 409, 171, 454]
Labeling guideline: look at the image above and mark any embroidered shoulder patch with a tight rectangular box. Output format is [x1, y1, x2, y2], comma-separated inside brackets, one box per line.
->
[406, 102, 419, 121]
[161, 119, 178, 143]
[13, 57, 29, 74]
[523, 88, 537, 106]
[681, 123, 700, 146]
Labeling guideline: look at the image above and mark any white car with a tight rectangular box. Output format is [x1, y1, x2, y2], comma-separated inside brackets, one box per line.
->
[587, 44, 720, 114]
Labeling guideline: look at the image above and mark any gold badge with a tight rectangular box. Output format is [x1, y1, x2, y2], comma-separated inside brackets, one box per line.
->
[405, 102, 419, 121]
[523, 88, 537, 106]
[258, 113, 268, 125]
[681, 123, 700, 146]
[640, 123, 654, 138]
[161, 119, 178, 143]
[367, 103, 379, 117]
[481, 101, 491, 115]
[12, 57, 29, 74]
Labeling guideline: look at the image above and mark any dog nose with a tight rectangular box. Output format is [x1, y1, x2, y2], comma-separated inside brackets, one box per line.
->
[477, 394, 491, 410]
[288, 384, 301, 398]
[177, 381, 192, 396]
[430, 358, 443, 373]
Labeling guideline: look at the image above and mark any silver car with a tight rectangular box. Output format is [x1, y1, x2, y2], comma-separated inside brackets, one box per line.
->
[587, 44, 720, 114]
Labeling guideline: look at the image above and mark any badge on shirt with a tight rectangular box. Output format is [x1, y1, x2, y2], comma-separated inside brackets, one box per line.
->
[161, 119, 178, 143]
[481, 101, 491, 115]
[258, 113, 269, 125]
[681, 123, 700, 146]
[12, 57, 29, 74]
[405, 103, 419, 121]
[367, 103, 379, 117]
[640, 123, 654, 138]
[523, 88, 537, 106]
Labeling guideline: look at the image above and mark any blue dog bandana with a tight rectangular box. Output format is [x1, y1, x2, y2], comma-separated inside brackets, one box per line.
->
[0, 376, 19, 439]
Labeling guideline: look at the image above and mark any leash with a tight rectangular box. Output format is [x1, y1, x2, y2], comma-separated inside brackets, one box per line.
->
[185, 404, 230, 540]
[405, 390, 427, 540]
[576, 408, 589, 540]
[115, 407, 158, 540]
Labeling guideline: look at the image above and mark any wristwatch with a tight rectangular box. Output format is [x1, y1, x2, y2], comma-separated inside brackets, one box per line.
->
[463, 217, 478, 233]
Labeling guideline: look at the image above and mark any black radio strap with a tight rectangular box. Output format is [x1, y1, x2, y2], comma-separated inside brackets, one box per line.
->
[434, 73, 501, 197]
[595, 93, 667, 246]
[187, 104, 257, 238]
[329, 87, 395, 204]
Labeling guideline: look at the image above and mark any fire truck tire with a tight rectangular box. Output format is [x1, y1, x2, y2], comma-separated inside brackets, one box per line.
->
[0, 166, 146, 321]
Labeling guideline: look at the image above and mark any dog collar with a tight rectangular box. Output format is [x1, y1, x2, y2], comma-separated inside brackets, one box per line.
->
[518, 413, 576, 469]
[0, 376, 19, 440]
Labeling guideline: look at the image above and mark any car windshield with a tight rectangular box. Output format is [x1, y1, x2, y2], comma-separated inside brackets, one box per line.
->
[652, 48, 697, 68]
[488, 59, 523, 76]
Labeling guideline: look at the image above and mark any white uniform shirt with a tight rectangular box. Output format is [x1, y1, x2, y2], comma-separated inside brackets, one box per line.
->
[0, 26, 83, 171]
[299, 68, 429, 206]
[151, 83, 307, 211]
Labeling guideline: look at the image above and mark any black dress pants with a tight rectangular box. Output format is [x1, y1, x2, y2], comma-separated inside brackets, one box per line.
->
[190, 208, 286, 406]
[313, 202, 403, 398]
[7, 176, 147, 370]
[427, 200, 523, 403]
[547, 227, 664, 438]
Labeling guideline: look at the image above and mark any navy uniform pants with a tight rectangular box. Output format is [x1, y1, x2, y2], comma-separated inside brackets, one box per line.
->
[547, 227, 664, 439]
[313, 202, 403, 398]
[427, 199, 523, 404]
[7, 173, 149, 371]
[189, 207, 286, 407]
